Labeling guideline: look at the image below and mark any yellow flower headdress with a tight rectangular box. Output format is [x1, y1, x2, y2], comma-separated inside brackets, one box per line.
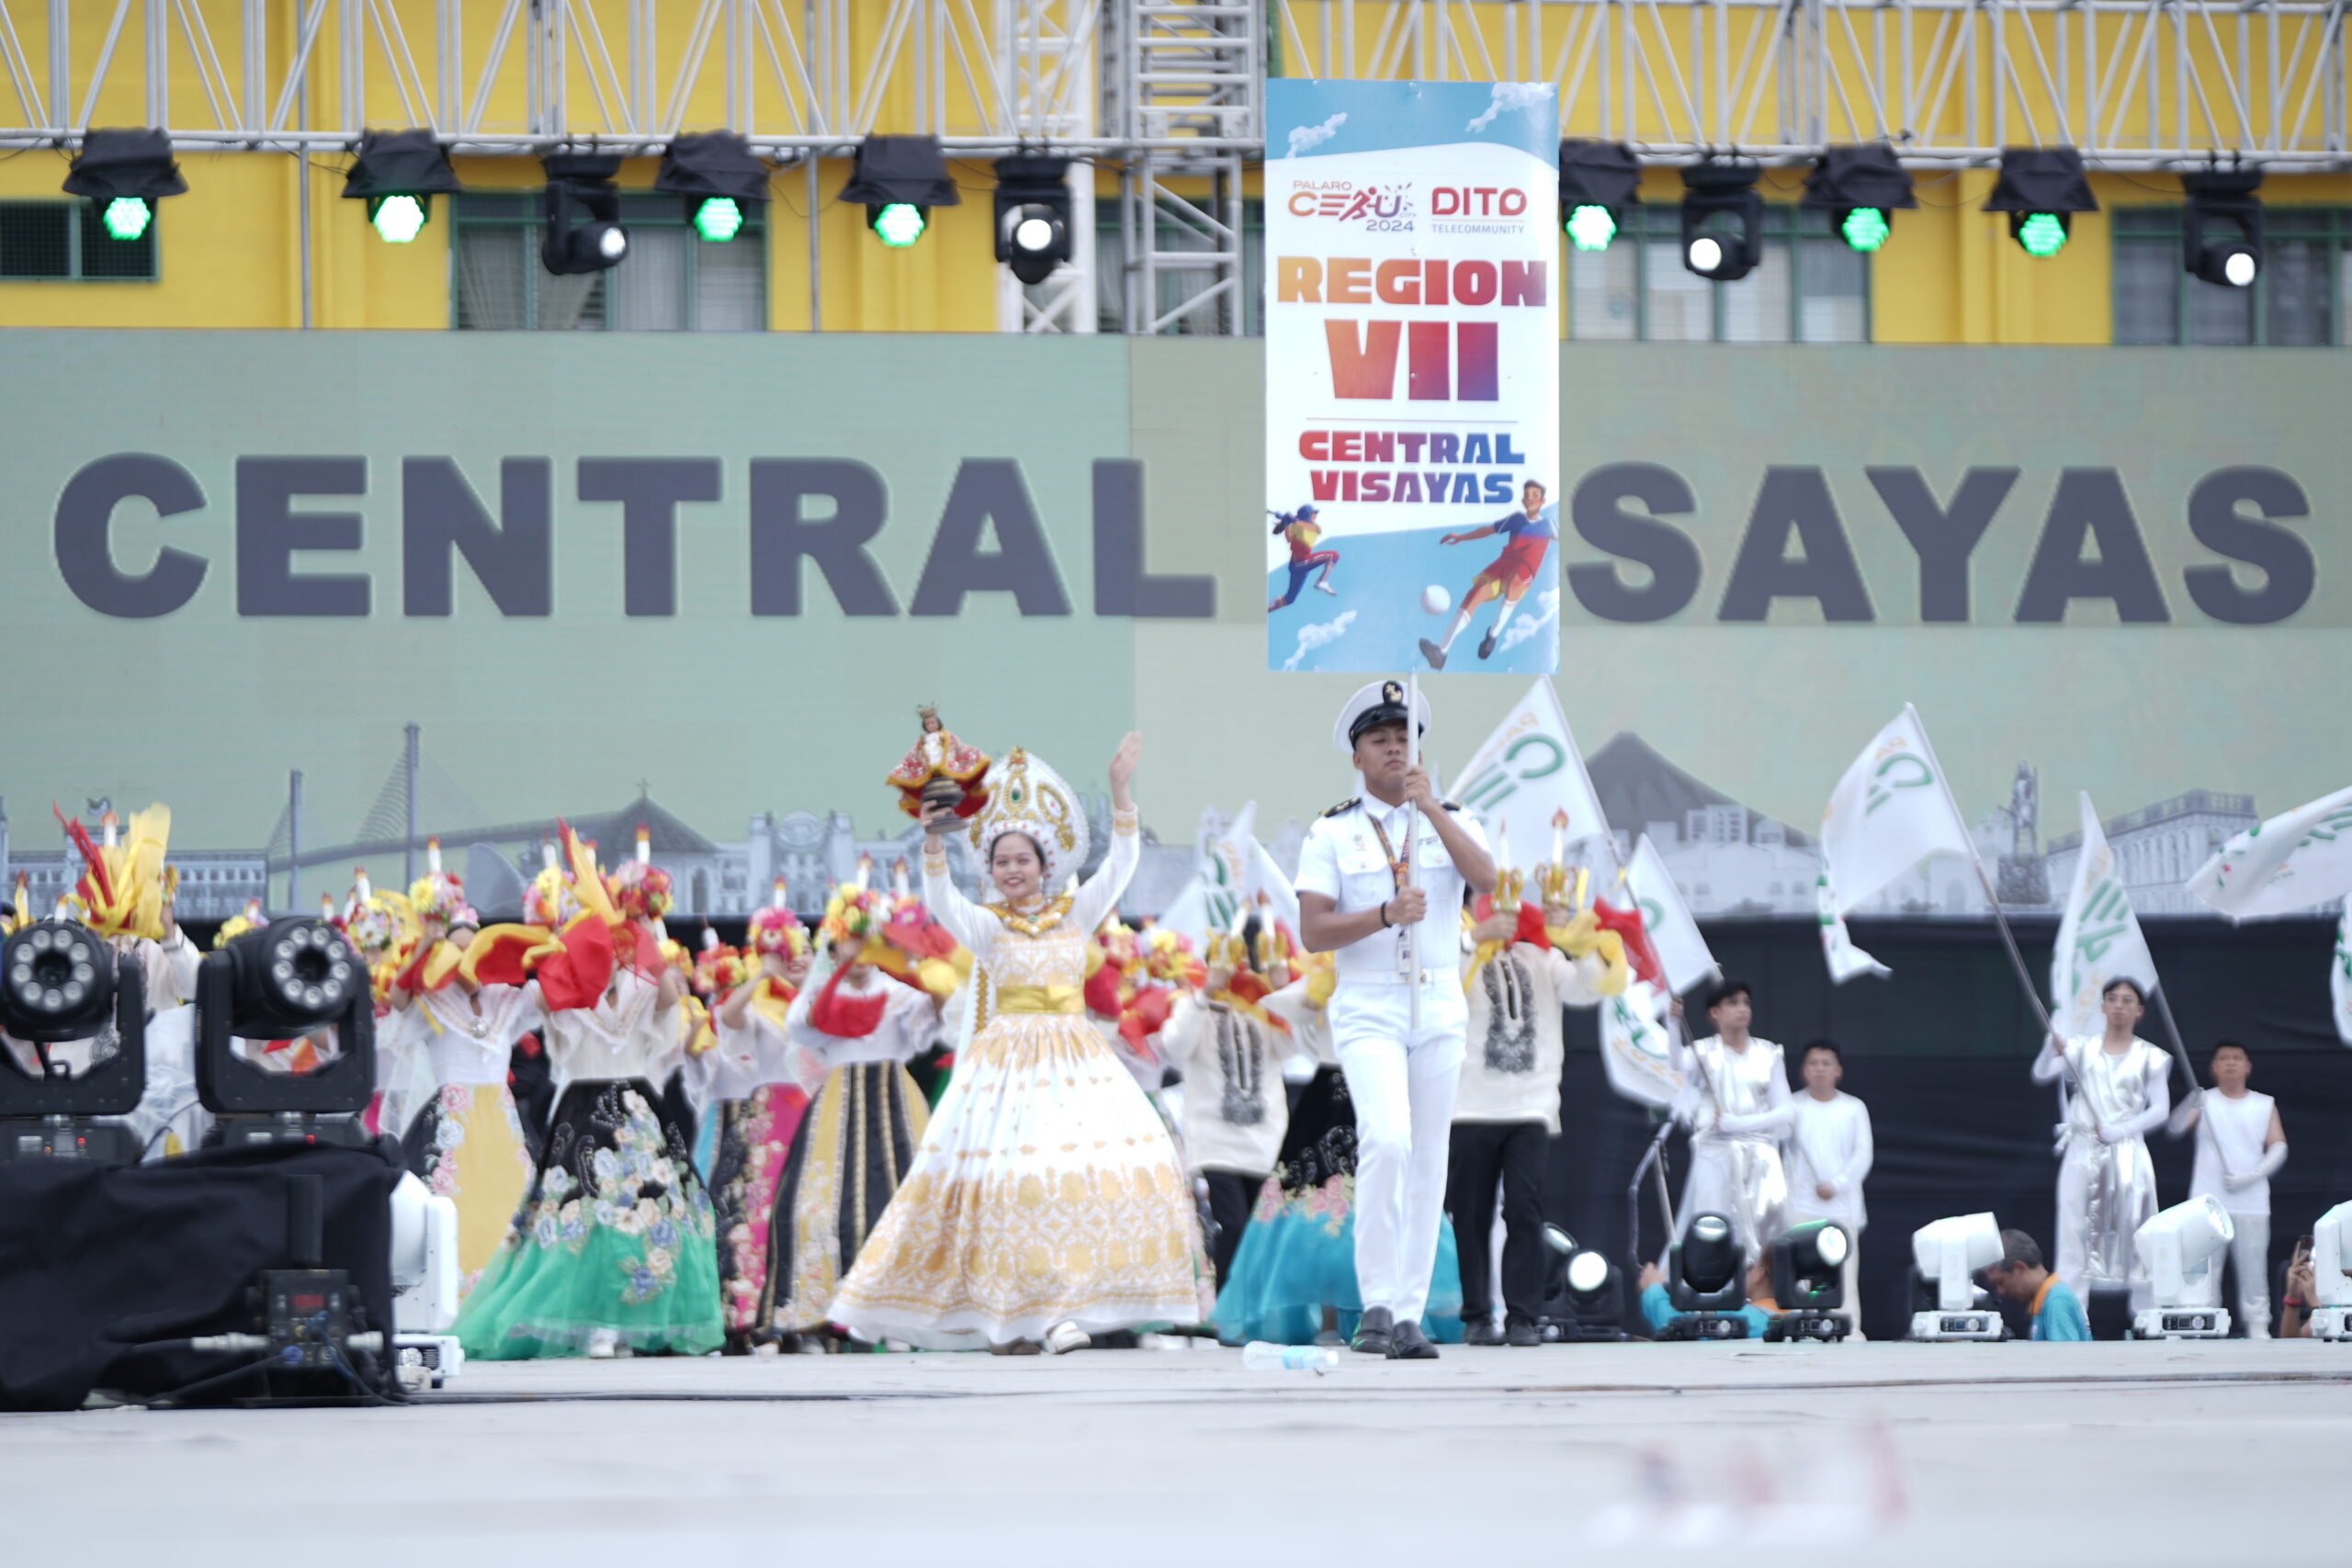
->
[60, 803, 172, 942]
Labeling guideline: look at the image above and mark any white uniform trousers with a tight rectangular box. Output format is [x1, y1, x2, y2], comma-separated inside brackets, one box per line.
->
[2224, 1211, 2271, 1338]
[1331, 985, 1464, 1323]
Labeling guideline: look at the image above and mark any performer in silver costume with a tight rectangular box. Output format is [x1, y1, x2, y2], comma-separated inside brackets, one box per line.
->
[1666, 979, 1793, 1258]
[2031, 976, 2171, 1301]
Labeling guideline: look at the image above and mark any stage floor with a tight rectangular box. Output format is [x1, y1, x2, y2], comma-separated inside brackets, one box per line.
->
[7, 1340, 2344, 1563]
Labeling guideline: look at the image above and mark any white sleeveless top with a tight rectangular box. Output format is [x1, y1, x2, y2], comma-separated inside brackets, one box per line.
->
[2189, 1089, 2276, 1213]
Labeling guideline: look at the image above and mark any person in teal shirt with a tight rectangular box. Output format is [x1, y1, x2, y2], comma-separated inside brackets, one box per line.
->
[1983, 1228, 2091, 1341]
[1635, 1257, 1781, 1338]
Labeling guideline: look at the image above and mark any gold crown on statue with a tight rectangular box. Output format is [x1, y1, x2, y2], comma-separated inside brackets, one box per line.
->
[1206, 929, 1249, 969]
[1493, 865, 1527, 908]
[1532, 861, 1571, 905]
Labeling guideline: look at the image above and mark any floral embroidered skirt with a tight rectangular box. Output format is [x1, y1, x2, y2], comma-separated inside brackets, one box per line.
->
[400, 1082, 537, 1292]
[1211, 1066, 1463, 1346]
[708, 1083, 811, 1336]
[827, 1012, 1201, 1348]
[762, 1062, 929, 1335]
[455, 1077, 722, 1359]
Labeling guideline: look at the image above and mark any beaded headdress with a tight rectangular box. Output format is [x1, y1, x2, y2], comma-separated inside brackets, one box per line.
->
[967, 747, 1090, 890]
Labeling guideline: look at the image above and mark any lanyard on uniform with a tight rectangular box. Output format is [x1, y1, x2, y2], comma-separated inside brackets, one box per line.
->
[1363, 812, 1410, 894]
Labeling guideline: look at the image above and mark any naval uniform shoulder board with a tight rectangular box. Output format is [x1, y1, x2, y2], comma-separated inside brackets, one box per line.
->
[1439, 800, 1463, 813]
[1320, 797, 1360, 818]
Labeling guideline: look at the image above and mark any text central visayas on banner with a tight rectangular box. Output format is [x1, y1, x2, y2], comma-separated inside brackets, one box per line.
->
[1264, 80, 1560, 677]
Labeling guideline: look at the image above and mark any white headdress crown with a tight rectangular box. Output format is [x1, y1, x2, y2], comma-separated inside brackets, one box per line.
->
[968, 747, 1090, 891]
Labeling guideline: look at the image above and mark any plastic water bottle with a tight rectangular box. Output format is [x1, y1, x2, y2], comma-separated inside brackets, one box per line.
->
[1242, 1341, 1339, 1372]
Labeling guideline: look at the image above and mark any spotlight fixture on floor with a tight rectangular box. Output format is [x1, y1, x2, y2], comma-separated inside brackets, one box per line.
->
[1679, 160, 1764, 281]
[1984, 147, 2096, 258]
[62, 128, 186, 243]
[540, 152, 628, 275]
[655, 130, 771, 243]
[1907, 1213, 2005, 1340]
[993, 155, 1074, 284]
[1801, 144, 1915, 255]
[1764, 1219, 1853, 1342]
[1660, 1212, 1749, 1338]
[341, 130, 461, 243]
[1540, 1224, 1624, 1340]
[2309, 1201, 2352, 1341]
[1558, 140, 1640, 253]
[0, 919, 145, 1163]
[2182, 166, 2263, 288]
[195, 917, 375, 1148]
[2131, 1196, 2234, 1339]
[843, 134, 959, 248]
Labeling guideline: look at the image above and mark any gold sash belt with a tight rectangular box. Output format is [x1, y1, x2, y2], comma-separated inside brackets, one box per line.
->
[992, 984, 1083, 1015]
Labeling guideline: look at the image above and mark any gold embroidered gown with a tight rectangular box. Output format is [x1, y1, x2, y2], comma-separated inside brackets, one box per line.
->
[827, 807, 1201, 1348]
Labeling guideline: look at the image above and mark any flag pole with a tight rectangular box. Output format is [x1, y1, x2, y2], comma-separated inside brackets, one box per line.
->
[1405, 672, 1421, 1033]
[2149, 982, 2233, 1180]
[1906, 707, 2107, 1139]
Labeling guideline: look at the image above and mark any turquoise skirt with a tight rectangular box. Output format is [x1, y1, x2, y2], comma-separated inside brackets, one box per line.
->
[1212, 1172, 1464, 1346]
[456, 1077, 723, 1360]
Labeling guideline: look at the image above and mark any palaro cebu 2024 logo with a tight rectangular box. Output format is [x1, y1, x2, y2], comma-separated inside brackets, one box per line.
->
[1284, 181, 1415, 232]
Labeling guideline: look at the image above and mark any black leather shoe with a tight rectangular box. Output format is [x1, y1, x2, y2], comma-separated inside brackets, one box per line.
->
[1464, 1318, 1505, 1347]
[1351, 1306, 1395, 1356]
[1505, 1316, 1543, 1348]
[1388, 1320, 1441, 1359]
[1477, 627, 1498, 660]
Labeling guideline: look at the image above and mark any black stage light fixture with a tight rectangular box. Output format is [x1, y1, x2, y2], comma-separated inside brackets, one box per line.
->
[540, 151, 628, 275]
[195, 917, 375, 1147]
[993, 154, 1073, 285]
[842, 134, 959, 248]
[1661, 1211, 1750, 1338]
[0, 919, 146, 1163]
[2182, 166, 2263, 288]
[1539, 1224, 1625, 1341]
[1679, 159, 1764, 281]
[62, 127, 187, 243]
[1983, 146, 2097, 258]
[1763, 1218, 1854, 1342]
[1801, 143, 1916, 254]
[655, 130, 772, 243]
[1559, 139, 1641, 254]
[340, 129, 462, 243]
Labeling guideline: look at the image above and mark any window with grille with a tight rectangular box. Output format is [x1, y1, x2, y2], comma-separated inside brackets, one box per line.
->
[1566, 205, 1869, 344]
[450, 193, 767, 331]
[2112, 207, 2346, 346]
[0, 200, 160, 281]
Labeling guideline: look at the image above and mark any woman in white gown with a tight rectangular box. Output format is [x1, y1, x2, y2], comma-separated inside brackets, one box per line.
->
[828, 736, 1201, 1351]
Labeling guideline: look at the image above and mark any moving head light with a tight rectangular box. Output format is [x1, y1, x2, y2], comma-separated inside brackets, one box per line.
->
[0, 918, 147, 1162]
[196, 918, 375, 1147]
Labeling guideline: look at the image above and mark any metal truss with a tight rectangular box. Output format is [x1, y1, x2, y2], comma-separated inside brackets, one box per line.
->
[1275, 0, 2346, 170]
[0, 0, 1265, 331]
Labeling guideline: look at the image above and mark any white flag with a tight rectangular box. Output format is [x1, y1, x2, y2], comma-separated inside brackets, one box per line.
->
[2051, 793, 2160, 1039]
[1816, 860, 1891, 984]
[2333, 897, 2352, 1048]
[1820, 704, 1977, 915]
[1598, 979, 1679, 1108]
[1627, 834, 1717, 994]
[1249, 837, 1302, 935]
[1201, 802, 1259, 931]
[2187, 784, 2352, 920]
[1453, 678, 1611, 858]
[1158, 875, 1213, 955]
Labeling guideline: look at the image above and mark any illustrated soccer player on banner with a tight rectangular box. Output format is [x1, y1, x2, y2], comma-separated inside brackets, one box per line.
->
[1419, 480, 1556, 670]
[1268, 503, 1342, 613]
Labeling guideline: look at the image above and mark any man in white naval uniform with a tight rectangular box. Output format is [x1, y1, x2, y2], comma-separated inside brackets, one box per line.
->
[1296, 681, 1495, 1359]
[2177, 1040, 2288, 1337]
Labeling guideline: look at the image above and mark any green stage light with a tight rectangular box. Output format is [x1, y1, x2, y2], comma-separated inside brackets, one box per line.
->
[368, 194, 426, 243]
[873, 201, 926, 247]
[692, 196, 744, 243]
[101, 197, 153, 242]
[1566, 203, 1617, 253]
[2017, 211, 2068, 257]
[1839, 206, 1890, 253]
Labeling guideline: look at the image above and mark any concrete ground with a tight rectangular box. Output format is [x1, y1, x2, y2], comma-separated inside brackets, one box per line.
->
[6, 1339, 2345, 1565]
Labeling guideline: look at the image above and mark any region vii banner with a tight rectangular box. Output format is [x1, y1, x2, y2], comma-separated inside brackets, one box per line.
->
[1263, 79, 1560, 676]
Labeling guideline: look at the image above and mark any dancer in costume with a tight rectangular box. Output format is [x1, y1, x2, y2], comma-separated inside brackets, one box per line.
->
[760, 881, 938, 1343]
[454, 827, 721, 1359]
[1666, 979, 1793, 1259]
[1161, 916, 1294, 1284]
[1267, 503, 1340, 612]
[1418, 480, 1556, 670]
[1296, 682, 1497, 1359]
[2177, 1040, 2288, 1338]
[2032, 976, 2170, 1301]
[697, 887, 820, 1348]
[1214, 948, 1470, 1348]
[1448, 863, 1622, 1345]
[829, 736, 1201, 1352]
[386, 841, 540, 1292]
